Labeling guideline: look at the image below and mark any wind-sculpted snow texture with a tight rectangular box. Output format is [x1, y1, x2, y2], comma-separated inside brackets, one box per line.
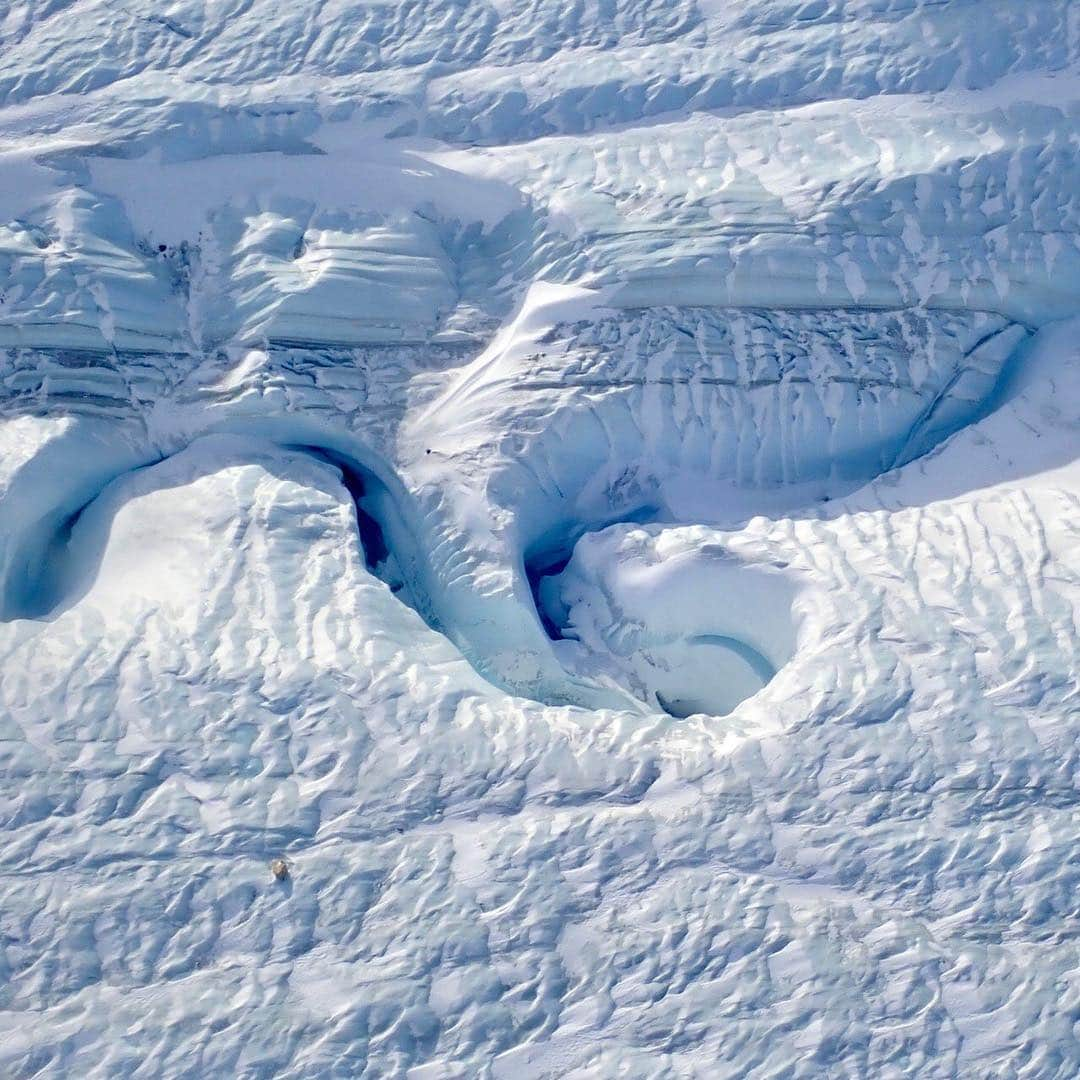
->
[0, 1, 1079, 1076]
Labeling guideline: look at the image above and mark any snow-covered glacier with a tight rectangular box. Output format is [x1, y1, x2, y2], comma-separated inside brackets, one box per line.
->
[0, 1, 1078, 1075]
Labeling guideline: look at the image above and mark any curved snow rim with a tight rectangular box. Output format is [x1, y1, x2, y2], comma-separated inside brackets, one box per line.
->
[395, 286, 1038, 711]
[0, 418, 437, 630]
[655, 634, 779, 719]
[0, 419, 794, 721]
[0, 416, 580, 715]
[0, 311, 1051, 719]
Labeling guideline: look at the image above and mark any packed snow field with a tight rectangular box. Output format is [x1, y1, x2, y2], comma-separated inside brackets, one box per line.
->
[0, 1, 1078, 1076]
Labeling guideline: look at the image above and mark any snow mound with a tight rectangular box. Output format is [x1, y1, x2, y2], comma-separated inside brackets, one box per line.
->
[539, 527, 808, 717]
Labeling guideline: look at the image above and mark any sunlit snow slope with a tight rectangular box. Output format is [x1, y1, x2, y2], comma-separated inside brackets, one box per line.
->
[0, 1, 1078, 1076]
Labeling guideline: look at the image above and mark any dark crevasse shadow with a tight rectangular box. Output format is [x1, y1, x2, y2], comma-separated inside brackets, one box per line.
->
[0, 437, 439, 635]
[523, 504, 663, 642]
[286, 445, 435, 626]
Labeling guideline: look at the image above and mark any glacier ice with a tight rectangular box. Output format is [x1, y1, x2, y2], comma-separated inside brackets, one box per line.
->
[0, 1, 1079, 1076]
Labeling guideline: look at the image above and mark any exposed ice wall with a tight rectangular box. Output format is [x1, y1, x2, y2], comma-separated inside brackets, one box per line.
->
[2, 1, 1080, 353]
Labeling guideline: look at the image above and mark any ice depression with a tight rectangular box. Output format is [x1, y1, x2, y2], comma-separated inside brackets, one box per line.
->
[0, 1, 1079, 1077]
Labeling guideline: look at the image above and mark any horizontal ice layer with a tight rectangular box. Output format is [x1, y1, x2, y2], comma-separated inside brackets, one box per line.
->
[422, 301, 1028, 490]
[2, 8, 1079, 351]
[7, 83, 1080, 349]
[0, 195, 468, 351]
[2, 0, 1075, 127]
[440, 91, 1080, 323]
[0, 193, 187, 352]
[196, 205, 459, 347]
[419, 3, 1080, 143]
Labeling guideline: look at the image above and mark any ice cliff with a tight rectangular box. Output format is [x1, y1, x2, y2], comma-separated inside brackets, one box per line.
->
[0, 1, 1078, 1076]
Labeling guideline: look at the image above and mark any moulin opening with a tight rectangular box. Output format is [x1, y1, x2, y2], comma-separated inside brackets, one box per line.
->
[523, 508, 801, 719]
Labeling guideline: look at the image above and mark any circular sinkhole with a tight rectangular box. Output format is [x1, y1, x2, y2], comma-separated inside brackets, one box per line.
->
[529, 523, 802, 718]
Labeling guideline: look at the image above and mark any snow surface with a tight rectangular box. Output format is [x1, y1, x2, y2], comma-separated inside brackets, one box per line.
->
[0, 1, 1079, 1076]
